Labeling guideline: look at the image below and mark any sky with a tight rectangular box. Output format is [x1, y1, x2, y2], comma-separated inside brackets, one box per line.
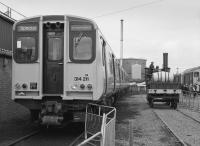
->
[1, 0, 200, 73]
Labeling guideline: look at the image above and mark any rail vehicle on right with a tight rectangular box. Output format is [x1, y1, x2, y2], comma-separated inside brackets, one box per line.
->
[174, 66, 200, 86]
[145, 53, 181, 109]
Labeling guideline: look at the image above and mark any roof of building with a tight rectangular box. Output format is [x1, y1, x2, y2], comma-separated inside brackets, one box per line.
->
[183, 66, 200, 74]
[121, 58, 147, 61]
[0, 12, 15, 24]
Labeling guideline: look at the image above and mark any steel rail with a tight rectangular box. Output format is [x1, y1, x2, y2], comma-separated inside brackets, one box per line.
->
[153, 109, 187, 146]
[177, 109, 200, 126]
[6, 130, 40, 146]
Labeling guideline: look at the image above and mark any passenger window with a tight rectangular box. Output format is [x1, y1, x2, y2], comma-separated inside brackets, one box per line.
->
[101, 38, 106, 66]
[110, 55, 113, 74]
[15, 36, 36, 63]
[48, 37, 62, 61]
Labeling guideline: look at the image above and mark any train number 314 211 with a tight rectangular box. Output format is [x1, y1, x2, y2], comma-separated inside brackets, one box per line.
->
[74, 77, 89, 81]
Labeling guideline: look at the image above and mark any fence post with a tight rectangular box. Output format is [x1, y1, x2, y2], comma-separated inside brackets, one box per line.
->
[101, 113, 106, 146]
[85, 105, 88, 140]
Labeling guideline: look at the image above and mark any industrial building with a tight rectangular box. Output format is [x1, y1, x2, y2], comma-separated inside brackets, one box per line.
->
[0, 12, 14, 100]
[120, 58, 146, 82]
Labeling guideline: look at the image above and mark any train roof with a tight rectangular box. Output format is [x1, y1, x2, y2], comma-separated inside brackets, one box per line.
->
[183, 66, 200, 74]
[14, 15, 97, 27]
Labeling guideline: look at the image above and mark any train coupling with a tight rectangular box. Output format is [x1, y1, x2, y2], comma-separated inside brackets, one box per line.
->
[40, 101, 64, 125]
[41, 115, 63, 125]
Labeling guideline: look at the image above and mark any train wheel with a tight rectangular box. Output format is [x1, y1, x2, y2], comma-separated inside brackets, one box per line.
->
[64, 112, 73, 121]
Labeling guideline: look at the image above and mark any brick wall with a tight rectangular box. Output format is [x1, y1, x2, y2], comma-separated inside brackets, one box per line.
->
[0, 56, 29, 122]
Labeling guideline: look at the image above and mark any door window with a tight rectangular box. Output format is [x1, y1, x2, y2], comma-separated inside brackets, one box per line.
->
[48, 37, 63, 61]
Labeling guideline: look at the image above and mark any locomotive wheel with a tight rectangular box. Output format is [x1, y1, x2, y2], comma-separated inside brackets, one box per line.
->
[170, 101, 177, 109]
[170, 101, 174, 108]
[173, 102, 178, 109]
[30, 110, 39, 121]
[150, 101, 154, 108]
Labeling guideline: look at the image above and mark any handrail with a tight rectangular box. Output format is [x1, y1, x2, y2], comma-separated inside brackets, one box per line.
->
[0, 1, 26, 20]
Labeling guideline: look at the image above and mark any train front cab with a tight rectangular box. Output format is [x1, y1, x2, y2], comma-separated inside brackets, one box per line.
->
[12, 16, 101, 124]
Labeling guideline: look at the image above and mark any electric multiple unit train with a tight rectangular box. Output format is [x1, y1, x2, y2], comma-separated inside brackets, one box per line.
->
[12, 15, 129, 125]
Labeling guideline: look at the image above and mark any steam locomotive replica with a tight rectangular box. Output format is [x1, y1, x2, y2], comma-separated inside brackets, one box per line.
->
[145, 53, 181, 109]
[12, 15, 129, 125]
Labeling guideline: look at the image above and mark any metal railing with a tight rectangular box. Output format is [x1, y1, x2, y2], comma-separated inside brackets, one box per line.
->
[0, 2, 25, 20]
[179, 90, 200, 112]
[78, 103, 116, 146]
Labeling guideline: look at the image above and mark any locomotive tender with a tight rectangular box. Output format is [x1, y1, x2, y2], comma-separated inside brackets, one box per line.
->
[12, 15, 129, 125]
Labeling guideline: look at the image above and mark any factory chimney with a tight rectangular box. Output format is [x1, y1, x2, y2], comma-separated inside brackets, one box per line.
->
[120, 19, 124, 67]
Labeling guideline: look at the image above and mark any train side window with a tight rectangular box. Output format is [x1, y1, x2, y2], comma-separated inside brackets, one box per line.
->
[110, 54, 113, 74]
[112, 54, 115, 76]
[101, 37, 106, 66]
[194, 72, 199, 77]
[15, 36, 37, 63]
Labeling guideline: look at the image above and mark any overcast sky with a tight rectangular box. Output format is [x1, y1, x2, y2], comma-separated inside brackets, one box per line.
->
[1, 0, 200, 73]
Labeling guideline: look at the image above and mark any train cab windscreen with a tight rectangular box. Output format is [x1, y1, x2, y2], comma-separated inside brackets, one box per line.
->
[69, 22, 95, 63]
[14, 23, 38, 63]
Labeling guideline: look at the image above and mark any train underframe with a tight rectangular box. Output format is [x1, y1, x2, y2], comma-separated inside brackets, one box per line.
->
[15, 90, 124, 125]
[147, 94, 179, 109]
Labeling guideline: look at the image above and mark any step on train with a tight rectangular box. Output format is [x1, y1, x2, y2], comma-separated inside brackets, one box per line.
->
[12, 15, 129, 125]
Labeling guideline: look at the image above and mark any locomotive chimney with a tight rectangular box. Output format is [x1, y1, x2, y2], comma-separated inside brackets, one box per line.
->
[163, 52, 170, 72]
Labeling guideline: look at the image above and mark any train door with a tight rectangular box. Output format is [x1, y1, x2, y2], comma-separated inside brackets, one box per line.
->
[43, 24, 64, 94]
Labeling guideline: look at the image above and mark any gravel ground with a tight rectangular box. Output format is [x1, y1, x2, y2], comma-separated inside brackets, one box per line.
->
[115, 94, 178, 146]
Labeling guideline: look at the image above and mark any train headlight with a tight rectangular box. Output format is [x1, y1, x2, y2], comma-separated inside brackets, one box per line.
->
[87, 84, 92, 90]
[15, 83, 21, 90]
[80, 84, 85, 89]
[22, 83, 28, 89]
[71, 85, 77, 90]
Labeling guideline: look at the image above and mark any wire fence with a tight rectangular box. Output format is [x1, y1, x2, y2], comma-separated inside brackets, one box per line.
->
[78, 103, 116, 146]
[179, 90, 200, 112]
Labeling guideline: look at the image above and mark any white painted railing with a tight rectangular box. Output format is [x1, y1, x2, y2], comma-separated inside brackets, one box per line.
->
[78, 103, 116, 146]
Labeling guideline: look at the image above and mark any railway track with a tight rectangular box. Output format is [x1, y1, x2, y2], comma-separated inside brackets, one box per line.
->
[6, 130, 40, 146]
[153, 104, 200, 146]
[4, 122, 84, 146]
[153, 109, 187, 146]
